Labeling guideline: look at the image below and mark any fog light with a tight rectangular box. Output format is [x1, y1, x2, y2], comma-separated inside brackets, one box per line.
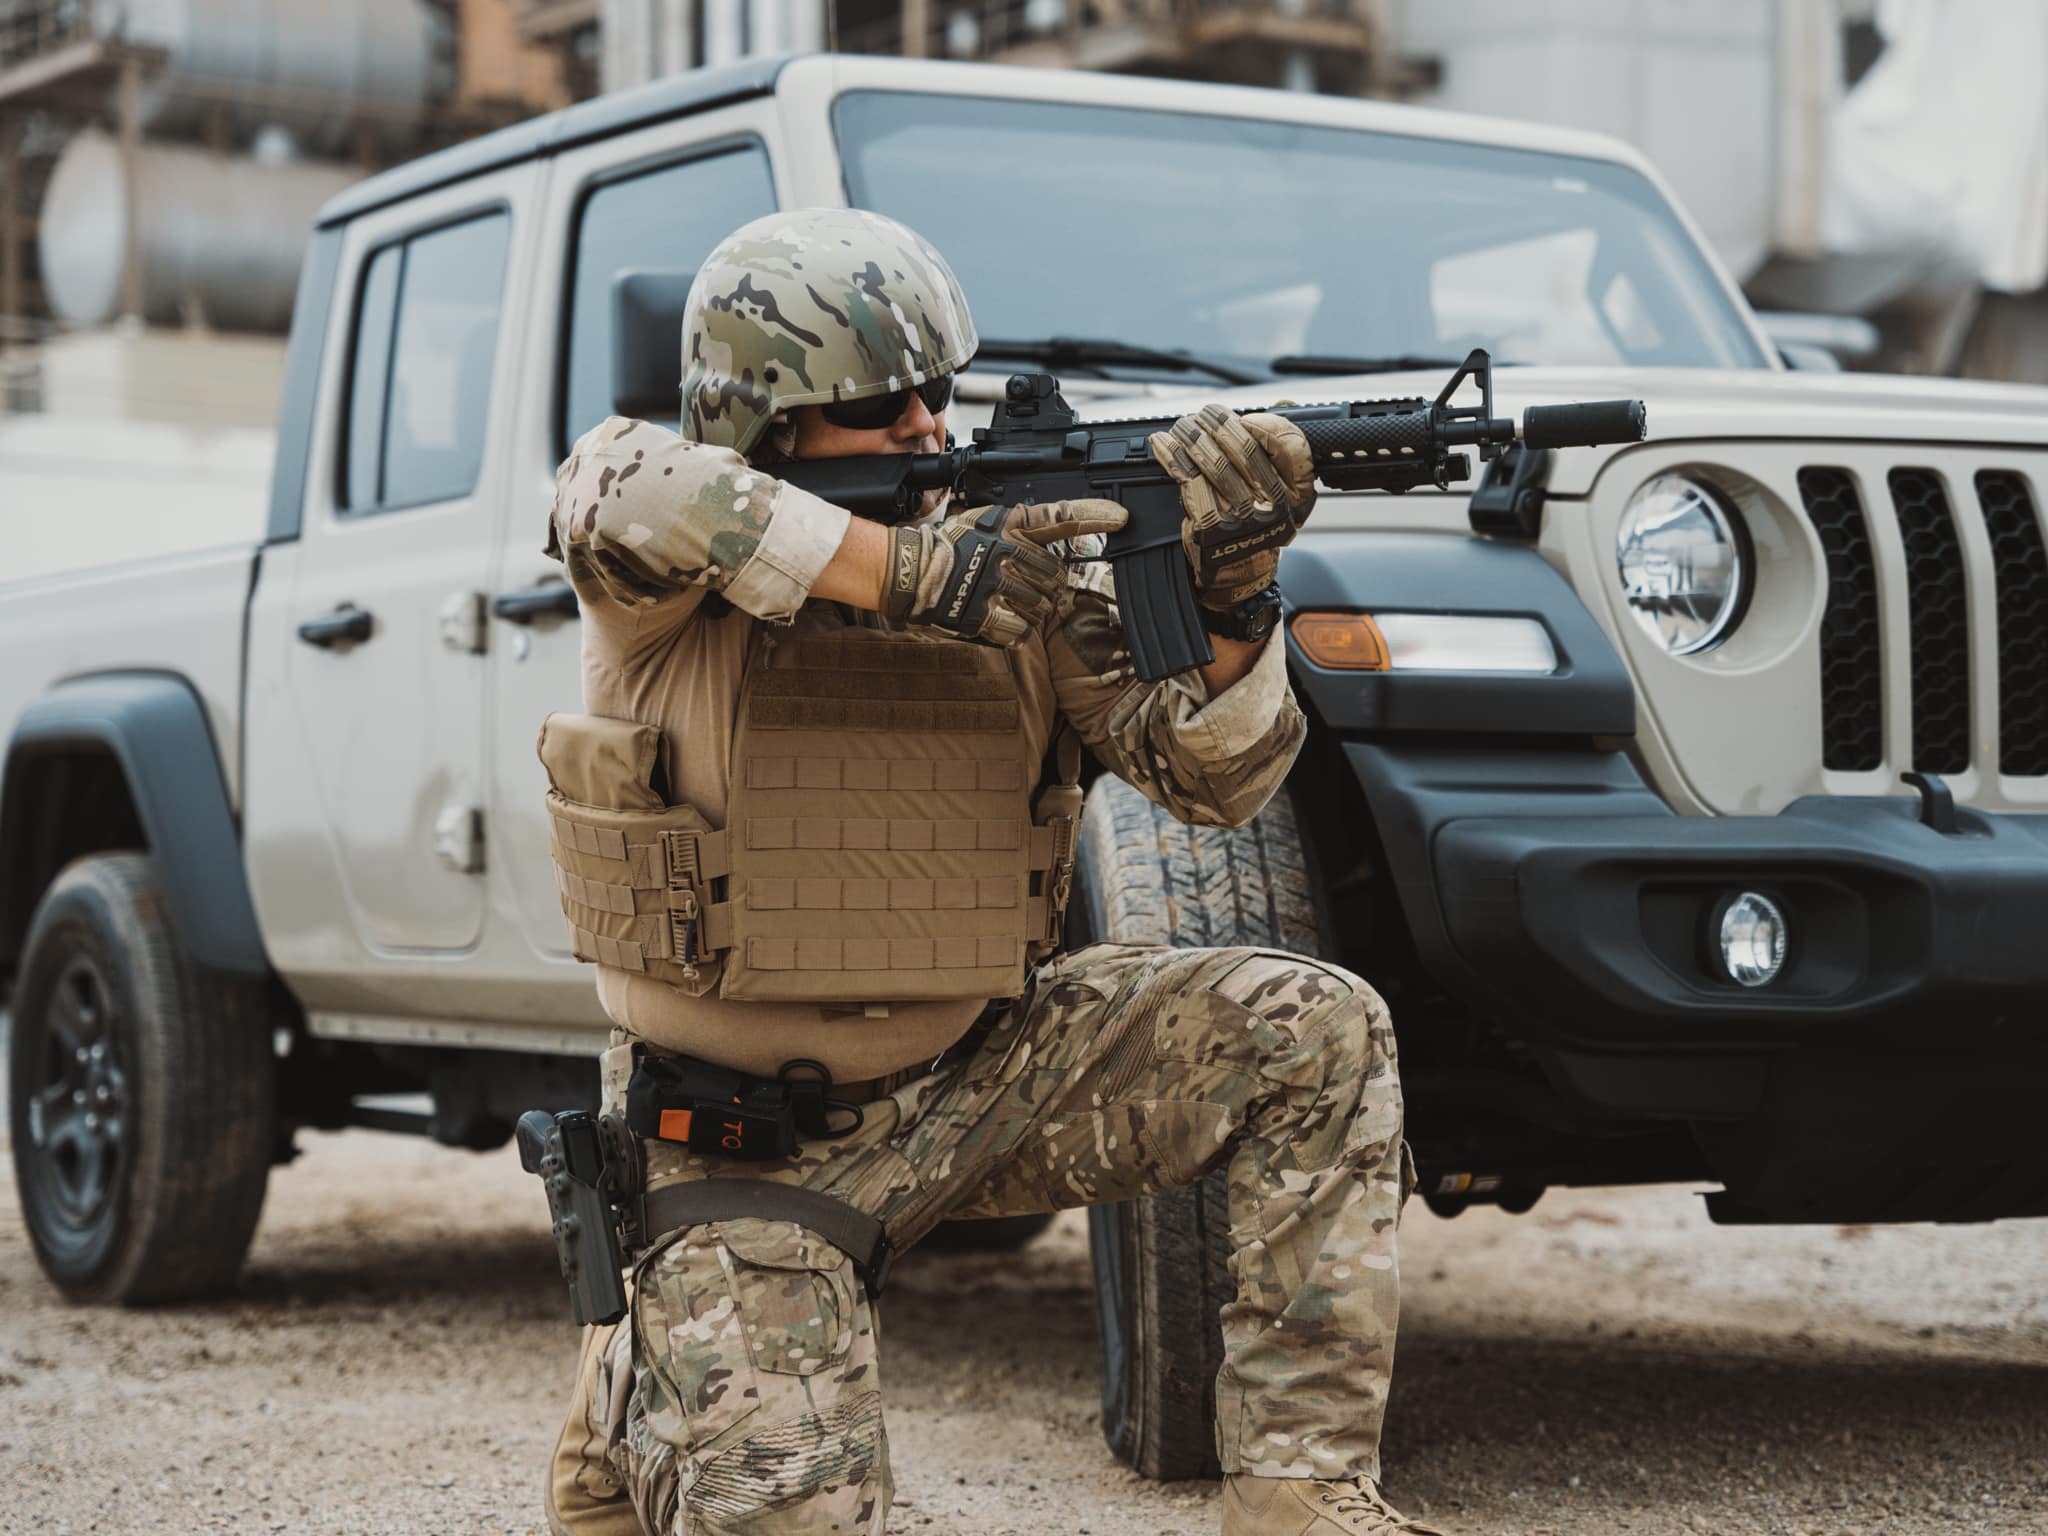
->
[1714, 892, 1787, 987]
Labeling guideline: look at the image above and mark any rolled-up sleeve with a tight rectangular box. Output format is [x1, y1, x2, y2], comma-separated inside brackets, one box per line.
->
[547, 416, 849, 624]
[1047, 553, 1304, 829]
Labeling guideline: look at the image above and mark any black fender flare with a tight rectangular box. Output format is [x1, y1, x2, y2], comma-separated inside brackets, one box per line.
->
[1279, 532, 1636, 736]
[0, 673, 270, 979]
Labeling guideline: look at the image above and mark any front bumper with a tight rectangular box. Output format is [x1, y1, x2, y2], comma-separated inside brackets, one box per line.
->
[1352, 742, 2048, 1047]
[1352, 743, 2048, 1222]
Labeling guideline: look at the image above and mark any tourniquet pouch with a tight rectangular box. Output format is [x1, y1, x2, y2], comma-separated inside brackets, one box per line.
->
[718, 614, 1063, 1004]
[538, 712, 725, 997]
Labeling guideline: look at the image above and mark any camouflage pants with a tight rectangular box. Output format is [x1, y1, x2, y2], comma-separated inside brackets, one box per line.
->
[545, 942, 1408, 1536]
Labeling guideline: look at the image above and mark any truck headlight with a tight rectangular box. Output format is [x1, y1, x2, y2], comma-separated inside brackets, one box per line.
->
[1616, 475, 1749, 655]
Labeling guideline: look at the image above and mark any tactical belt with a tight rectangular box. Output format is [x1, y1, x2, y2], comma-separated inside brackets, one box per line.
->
[640, 1179, 896, 1299]
[834, 1061, 928, 1102]
[626, 1053, 861, 1160]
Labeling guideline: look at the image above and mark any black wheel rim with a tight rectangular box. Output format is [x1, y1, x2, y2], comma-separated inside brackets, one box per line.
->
[21, 954, 131, 1238]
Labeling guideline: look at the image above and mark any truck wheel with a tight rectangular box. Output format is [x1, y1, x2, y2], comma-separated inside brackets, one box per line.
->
[9, 853, 274, 1303]
[1073, 776, 1327, 1481]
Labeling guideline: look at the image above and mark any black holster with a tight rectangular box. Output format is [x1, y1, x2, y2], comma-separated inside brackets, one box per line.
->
[515, 1108, 633, 1327]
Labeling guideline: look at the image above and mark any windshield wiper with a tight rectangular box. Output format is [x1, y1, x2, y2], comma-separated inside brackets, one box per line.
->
[1269, 353, 1520, 376]
[976, 336, 1264, 387]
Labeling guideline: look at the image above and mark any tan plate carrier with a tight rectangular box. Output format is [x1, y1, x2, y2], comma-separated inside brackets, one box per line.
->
[539, 617, 1081, 1008]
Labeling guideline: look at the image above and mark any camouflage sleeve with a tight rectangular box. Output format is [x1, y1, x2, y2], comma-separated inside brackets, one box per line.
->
[546, 415, 850, 623]
[1046, 549, 1305, 830]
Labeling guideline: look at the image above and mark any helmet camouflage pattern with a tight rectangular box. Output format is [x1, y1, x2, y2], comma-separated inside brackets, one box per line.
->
[682, 207, 978, 459]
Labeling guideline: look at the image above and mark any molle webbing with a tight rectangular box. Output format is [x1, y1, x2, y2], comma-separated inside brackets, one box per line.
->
[745, 756, 1025, 792]
[545, 791, 735, 995]
[741, 637, 1020, 734]
[717, 625, 1051, 1004]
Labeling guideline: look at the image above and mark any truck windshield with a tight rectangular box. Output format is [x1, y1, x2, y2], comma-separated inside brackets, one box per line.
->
[835, 92, 1769, 378]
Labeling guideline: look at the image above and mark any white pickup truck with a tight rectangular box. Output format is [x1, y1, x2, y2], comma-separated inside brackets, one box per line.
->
[7, 52, 2047, 1482]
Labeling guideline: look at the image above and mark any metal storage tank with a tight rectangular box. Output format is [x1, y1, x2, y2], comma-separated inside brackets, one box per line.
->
[38, 129, 360, 332]
[105, 0, 452, 152]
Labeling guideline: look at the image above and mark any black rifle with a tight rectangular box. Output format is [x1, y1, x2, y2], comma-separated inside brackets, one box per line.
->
[517, 1108, 633, 1327]
[780, 348, 1646, 680]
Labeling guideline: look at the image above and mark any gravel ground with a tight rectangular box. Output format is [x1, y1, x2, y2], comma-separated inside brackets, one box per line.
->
[3, 1121, 2046, 1536]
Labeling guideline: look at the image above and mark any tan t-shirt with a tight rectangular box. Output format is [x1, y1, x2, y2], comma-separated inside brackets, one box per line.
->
[550, 416, 1305, 1081]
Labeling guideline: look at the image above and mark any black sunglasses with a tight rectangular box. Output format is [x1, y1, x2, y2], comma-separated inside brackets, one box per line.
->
[817, 373, 954, 431]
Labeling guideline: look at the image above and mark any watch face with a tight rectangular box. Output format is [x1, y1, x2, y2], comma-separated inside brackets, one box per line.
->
[1242, 604, 1278, 641]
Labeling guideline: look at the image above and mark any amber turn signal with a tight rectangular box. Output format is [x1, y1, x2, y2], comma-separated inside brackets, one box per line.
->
[1290, 612, 1390, 671]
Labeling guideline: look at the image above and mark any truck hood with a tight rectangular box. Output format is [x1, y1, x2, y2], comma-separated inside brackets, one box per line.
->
[1097, 366, 2048, 498]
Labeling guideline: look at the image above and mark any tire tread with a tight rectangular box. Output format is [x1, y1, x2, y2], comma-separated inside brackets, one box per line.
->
[11, 853, 274, 1303]
[1079, 778, 1323, 1481]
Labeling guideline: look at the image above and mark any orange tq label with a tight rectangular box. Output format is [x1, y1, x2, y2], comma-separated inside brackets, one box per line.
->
[658, 1108, 694, 1142]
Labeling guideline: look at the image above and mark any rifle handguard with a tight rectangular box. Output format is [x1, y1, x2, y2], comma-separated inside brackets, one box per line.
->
[1294, 407, 1437, 461]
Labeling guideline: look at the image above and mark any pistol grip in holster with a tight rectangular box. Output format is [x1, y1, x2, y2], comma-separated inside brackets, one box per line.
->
[518, 1108, 631, 1327]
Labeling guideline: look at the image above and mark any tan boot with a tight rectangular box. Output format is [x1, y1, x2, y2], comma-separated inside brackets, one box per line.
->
[544, 1321, 644, 1536]
[1221, 1474, 1450, 1536]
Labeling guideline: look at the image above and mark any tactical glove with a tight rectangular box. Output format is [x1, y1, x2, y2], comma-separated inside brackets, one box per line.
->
[884, 498, 1127, 648]
[1149, 406, 1317, 611]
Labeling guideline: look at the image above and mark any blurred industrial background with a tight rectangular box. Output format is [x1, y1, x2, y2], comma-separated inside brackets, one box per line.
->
[0, 0, 2041, 552]
[5, 18, 2048, 1530]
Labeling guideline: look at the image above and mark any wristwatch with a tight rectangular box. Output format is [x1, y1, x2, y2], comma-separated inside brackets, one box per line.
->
[1200, 584, 1283, 644]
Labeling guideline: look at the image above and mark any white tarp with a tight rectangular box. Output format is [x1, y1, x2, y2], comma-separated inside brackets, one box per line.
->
[1822, 0, 2048, 293]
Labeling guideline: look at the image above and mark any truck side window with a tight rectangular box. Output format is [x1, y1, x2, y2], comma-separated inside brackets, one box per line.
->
[560, 143, 776, 453]
[342, 210, 512, 514]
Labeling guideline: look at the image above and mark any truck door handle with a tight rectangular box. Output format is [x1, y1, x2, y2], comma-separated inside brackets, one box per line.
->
[491, 583, 579, 623]
[297, 605, 373, 648]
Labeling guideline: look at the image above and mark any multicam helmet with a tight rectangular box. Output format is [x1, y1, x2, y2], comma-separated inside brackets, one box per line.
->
[681, 207, 978, 460]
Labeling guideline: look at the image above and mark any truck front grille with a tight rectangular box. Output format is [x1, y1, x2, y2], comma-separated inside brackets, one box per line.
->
[1888, 467, 1971, 773]
[1798, 463, 2048, 781]
[1797, 467, 1883, 772]
[1976, 470, 2048, 776]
